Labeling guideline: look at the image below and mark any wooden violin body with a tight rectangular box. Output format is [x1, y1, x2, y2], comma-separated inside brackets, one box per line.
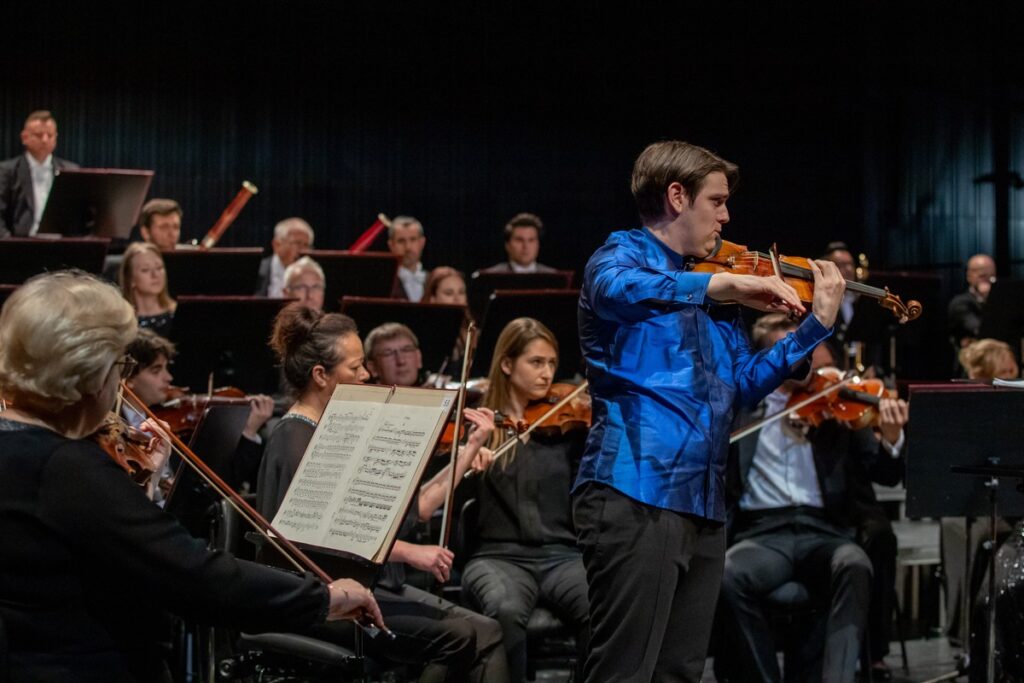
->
[153, 386, 250, 438]
[498, 382, 592, 437]
[787, 367, 894, 430]
[692, 240, 923, 323]
[91, 412, 161, 486]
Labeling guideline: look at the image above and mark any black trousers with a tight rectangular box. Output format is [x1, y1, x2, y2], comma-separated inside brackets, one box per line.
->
[857, 513, 897, 662]
[573, 483, 725, 683]
[462, 546, 590, 683]
[312, 584, 509, 683]
[718, 522, 872, 683]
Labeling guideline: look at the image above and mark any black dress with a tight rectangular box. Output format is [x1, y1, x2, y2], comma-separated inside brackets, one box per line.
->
[0, 418, 327, 683]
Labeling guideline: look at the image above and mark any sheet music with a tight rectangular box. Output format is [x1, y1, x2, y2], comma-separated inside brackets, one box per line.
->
[272, 384, 456, 563]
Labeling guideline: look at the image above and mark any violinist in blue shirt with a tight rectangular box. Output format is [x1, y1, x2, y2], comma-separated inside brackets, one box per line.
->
[572, 140, 847, 683]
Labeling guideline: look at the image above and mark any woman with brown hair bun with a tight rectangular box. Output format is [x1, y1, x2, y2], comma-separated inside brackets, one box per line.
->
[0, 271, 380, 682]
[461, 317, 590, 683]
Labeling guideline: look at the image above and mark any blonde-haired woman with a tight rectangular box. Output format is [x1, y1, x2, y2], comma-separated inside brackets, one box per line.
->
[0, 271, 381, 681]
[119, 241, 176, 338]
[461, 317, 590, 683]
[959, 338, 1019, 381]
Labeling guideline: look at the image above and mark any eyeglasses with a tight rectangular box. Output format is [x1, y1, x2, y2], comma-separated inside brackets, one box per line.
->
[285, 283, 325, 294]
[374, 345, 418, 361]
[114, 355, 138, 380]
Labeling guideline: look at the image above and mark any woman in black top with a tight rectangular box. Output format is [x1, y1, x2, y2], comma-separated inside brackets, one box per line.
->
[119, 242, 175, 339]
[0, 271, 380, 683]
[257, 303, 509, 683]
[461, 317, 590, 683]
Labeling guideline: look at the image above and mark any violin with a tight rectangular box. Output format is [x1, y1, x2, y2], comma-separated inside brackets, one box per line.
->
[91, 411, 162, 487]
[692, 239, 923, 324]
[497, 382, 592, 437]
[786, 366, 895, 430]
[153, 386, 250, 438]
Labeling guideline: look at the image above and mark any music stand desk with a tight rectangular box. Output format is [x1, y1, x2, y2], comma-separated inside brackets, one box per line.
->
[170, 296, 295, 395]
[0, 237, 110, 284]
[340, 297, 466, 373]
[303, 250, 399, 312]
[468, 270, 574, 321]
[471, 289, 582, 379]
[163, 247, 264, 296]
[39, 168, 153, 238]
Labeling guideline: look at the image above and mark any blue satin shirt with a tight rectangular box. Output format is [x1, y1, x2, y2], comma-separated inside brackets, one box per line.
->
[573, 228, 832, 522]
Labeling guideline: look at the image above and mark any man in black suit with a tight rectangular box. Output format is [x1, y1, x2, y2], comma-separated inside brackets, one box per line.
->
[0, 110, 79, 237]
[717, 313, 908, 683]
[255, 217, 315, 297]
[480, 212, 556, 273]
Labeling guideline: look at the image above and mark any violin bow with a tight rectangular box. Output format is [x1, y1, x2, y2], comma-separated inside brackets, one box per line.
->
[728, 374, 858, 444]
[486, 381, 590, 463]
[438, 322, 476, 550]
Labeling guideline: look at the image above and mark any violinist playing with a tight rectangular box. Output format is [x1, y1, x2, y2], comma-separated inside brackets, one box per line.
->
[462, 317, 590, 683]
[0, 271, 381, 682]
[124, 329, 274, 493]
[573, 140, 847, 683]
[717, 312, 909, 683]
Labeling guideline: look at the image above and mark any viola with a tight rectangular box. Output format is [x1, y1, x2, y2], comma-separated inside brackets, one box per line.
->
[786, 366, 895, 430]
[153, 386, 250, 438]
[691, 239, 923, 324]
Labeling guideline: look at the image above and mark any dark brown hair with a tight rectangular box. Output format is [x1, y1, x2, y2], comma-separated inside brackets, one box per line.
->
[631, 141, 739, 223]
[423, 266, 466, 302]
[503, 213, 544, 241]
[139, 198, 182, 229]
[125, 329, 176, 377]
[270, 303, 359, 395]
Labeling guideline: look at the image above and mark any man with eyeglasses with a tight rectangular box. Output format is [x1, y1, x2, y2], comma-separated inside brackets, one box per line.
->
[282, 256, 326, 311]
[364, 322, 424, 387]
[256, 217, 315, 298]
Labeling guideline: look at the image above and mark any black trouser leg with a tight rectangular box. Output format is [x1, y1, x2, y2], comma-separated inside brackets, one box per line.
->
[858, 515, 897, 662]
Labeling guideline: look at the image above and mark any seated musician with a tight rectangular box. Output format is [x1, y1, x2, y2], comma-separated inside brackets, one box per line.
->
[462, 317, 590, 683]
[717, 312, 909, 683]
[388, 215, 428, 301]
[479, 213, 556, 274]
[256, 217, 315, 298]
[124, 329, 274, 493]
[364, 322, 425, 387]
[256, 303, 509, 682]
[0, 271, 381, 681]
[139, 198, 183, 251]
[119, 241, 176, 339]
[948, 253, 997, 351]
[424, 266, 473, 366]
[958, 337, 1019, 380]
[281, 255, 326, 311]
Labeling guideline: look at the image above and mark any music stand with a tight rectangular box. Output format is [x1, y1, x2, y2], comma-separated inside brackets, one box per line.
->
[0, 237, 110, 284]
[164, 403, 251, 538]
[170, 296, 294, 395]
[979, 280, 1024, 361]
[468, 270, 574, 321]
[340, 297, 467, 373]
[302, 250, 399, 312]
[38, 168, 153, 238]
[162, 247, 264, 296]
[470, 289, 582, 379]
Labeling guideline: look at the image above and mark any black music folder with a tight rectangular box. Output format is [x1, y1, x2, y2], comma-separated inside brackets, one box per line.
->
[340, 296, 467, 373]
[162, 247, 264, 296]
[467, 270, 574, 321]
[38, 168, 154, 238]
[470, 289, 583, 379]
[170, 296, 295, 395]
[0, 237, 110, 284]
[303, 250, 399, 312]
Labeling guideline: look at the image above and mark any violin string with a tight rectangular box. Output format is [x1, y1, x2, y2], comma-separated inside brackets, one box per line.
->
[489, 382, 590, 463]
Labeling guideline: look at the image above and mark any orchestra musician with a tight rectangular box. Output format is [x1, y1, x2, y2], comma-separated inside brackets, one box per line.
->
[256, 217, 315, 298]
[364, 322, 425, 387]
[0, 271, 381, 682]
[0, 110, 79, 238]
[388, 215, 429, 301]
[461, 317, 591, 683]
[281, 255, 326, 312]
[424, 267, 473, 367]
[119, 241, 176, 339]
[138, 199, 183, 251]
[948, 253, 997, 351]
[256, 303, 509, 683]
[479, 213, 556, 274]
[572, 140, 846, 682]
[717, 312, 909, 683]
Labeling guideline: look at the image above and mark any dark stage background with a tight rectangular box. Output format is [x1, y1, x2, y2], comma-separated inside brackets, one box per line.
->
[4, 3, 1024, 375]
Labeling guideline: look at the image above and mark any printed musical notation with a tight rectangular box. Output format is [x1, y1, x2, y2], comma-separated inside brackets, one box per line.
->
[272, 384, 457, 563]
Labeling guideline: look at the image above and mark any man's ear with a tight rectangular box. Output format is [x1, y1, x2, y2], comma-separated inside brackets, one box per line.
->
[666, 181, 689, 214]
